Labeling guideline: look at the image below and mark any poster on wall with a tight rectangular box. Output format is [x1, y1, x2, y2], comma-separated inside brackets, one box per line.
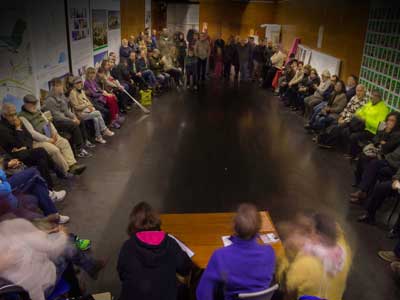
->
[68, 0, 93, 77]
[108, 10, 120, 30]
[92, 9, 108, 51]
[94, 50, 108, 68]
[0, 5, 35, 110]
[29, 0, 70, 92]
[145, 0, 151, 30]
[107, 10, 121, 58]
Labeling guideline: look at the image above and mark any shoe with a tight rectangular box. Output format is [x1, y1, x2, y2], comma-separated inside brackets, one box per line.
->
[75, 236, 92, 251]
[69, 163, 86, 175]
[85, 141, 96, 148]
[103, 128, 115, 137]
[88, 258, 107, 280]
[350, 190, 367, 200]
[77, 149, 92, 158]
[318, 143, 333, 149]
[304, 123, 311, 129]
[58, 214, 70, 224]
[378, 251, 400, 263]
[118, 116, 126, 123]
[312, 136, 318, 143]
[49, 190, 67, 203]
[388, 229, 399, 239]
[391, 261, 400, 276]
[95, 136, 107, 144]
[111, 121, 121, 129]
[357, 214, 375, 224]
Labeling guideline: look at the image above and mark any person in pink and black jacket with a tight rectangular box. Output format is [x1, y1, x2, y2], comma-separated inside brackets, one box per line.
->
[117, 202, 193, 300]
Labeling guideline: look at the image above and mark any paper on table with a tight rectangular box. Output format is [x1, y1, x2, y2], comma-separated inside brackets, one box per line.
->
[221, 235, 233, 247]
[168, 234, 195, 258]
[259, 233, 280, 244]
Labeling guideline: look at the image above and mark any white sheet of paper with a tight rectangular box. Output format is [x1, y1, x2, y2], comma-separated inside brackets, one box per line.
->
[259, 233, 280, 244]
[168, 234, 195, 258]
[221, 235, 233, 247]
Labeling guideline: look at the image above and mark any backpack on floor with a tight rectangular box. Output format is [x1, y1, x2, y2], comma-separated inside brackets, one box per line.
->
[140, 89, 152, 106]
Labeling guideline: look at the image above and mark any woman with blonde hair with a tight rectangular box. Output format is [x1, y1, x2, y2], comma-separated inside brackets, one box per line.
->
[161, 46, 183, 88]
[277, 213, 352, 300]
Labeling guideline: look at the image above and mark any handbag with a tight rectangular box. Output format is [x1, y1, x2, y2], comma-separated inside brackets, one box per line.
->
[140, 89, 153, 106]
[363, 143, 380, 158]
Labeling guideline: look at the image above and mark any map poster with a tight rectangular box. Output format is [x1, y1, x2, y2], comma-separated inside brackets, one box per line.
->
[0, 6, 35, 109]
[68, 0, 93, 76]
[92, 9, 108, 51]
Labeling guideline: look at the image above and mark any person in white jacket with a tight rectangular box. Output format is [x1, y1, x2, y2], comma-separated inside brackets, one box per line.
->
[18, 95, 86, 176]
[0, 218, 69, 300]
[303, 70, 332, 119]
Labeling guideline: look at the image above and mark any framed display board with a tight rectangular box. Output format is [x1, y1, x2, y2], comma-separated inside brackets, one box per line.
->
[359, 5, 400, 111]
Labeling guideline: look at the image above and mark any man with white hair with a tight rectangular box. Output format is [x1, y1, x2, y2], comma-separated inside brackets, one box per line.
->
[317, 84, 368, 149]
[0, 102, 66, 200]
[303, 69, 332, 120]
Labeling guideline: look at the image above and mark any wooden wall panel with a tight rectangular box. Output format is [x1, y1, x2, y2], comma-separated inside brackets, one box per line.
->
[121, 0, 145, 39]
[275, 0, 370, 79]
[199, 0, 275, 39]
[120, 0, 369, 79]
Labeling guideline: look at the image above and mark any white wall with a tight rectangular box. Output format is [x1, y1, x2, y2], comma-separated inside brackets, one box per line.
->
[0, 0, 68, 109]
[167, 3, 199, 34]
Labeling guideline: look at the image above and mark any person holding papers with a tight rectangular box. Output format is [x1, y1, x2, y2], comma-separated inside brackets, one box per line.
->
[117, 202, 193, 300]
[196, 203, 276, 300]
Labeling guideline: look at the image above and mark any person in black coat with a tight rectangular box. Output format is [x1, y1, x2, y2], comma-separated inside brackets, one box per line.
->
[117, 202, 193, 300]
[0, 103, 57, 188]
[223, 36, 239, 80]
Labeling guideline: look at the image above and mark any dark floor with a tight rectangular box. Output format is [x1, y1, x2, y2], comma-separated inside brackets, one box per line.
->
[62, 81, 399, 299]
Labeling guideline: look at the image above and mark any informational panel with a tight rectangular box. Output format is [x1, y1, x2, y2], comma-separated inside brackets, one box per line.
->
[91, 0, 121, 65]
[296, 45, 312, 65]
[167, 3, 199, 34]
[261, 24, 281, 45]
[29, 0, 69, 91]
[68, 0, 93, 76]
[309, 49, 341, 77]
[107, 10, 121, 58]
[359, 4, 400, 111]
[145, 0, 152, 30]
[0, 2, 35, 109]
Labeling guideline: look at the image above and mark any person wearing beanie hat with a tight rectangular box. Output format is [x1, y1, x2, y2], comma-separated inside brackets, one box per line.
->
[69, 77, 114, 144]
[18, 94, 86, 176]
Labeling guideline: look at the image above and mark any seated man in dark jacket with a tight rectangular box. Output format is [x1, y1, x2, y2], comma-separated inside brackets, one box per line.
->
[127, 51, 148, 89]
[44, 78, 93, 158]
[0, 103, 56, 189]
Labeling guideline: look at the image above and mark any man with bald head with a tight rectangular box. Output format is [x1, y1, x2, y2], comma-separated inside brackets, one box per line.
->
[318, 84, 368, 148]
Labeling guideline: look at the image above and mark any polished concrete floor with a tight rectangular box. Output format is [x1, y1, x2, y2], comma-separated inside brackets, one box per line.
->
[61, 81, 400, 299]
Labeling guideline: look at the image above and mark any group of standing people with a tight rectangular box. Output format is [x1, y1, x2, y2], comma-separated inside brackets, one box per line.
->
[119, 28, 284, 92]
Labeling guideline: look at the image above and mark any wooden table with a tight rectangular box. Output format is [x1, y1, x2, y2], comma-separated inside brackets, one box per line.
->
[161, 211, 284, 269]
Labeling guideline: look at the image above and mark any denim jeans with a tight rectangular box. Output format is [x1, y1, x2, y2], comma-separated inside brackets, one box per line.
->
[8, 167, 57, 216]
[81, 110, 107, 138]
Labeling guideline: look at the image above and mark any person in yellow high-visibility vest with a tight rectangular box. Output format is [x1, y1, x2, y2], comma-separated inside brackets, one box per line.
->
[346, 89, 389, 159]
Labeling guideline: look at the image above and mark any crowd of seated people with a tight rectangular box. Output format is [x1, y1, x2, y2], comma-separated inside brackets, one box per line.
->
[1, 26, 399, 300]
[268, 47, 400, 280]
[117, 201, 353, 300]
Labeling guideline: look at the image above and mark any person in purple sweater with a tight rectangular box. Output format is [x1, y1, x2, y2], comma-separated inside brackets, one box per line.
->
[196, 203, 276, 300]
